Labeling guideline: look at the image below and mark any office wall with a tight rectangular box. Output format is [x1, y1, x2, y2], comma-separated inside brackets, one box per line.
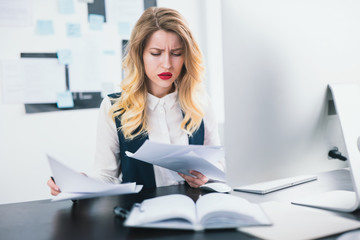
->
[0, 0, 224, 204]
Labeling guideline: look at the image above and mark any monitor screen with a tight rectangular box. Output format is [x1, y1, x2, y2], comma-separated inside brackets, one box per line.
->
[222, 0, 360, 187]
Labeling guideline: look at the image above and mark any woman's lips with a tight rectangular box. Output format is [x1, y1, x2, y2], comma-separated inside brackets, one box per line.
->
[158, 72, 173, 80]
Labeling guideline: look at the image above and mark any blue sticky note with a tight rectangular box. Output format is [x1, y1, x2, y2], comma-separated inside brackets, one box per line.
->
[57, 91, 74, 108]
[57, 49, 72, 65]
[103, 50, 115, 55]
[36, 20, 54, 35]
[89, 14, 104, 31]
[66, 23, 81, 37]
[118, 22, 131, 36]
[58, 0, 75, 14]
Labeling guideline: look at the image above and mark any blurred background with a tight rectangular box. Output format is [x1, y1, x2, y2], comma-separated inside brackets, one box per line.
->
[0, 0, 224, 204]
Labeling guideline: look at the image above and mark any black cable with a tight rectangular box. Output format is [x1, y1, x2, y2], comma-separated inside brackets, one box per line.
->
[328, 148, 347, 161]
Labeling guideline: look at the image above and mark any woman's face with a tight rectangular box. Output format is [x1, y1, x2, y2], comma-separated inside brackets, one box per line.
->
[143, 30, 185, 98]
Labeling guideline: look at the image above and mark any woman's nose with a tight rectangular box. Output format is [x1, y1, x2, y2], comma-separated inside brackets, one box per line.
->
[161, 53, 171, 69]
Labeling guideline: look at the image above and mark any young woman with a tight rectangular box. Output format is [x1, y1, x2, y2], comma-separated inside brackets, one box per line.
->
[48, 7, 224, 195]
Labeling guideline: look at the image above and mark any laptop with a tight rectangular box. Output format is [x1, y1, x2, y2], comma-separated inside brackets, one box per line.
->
[234, 174, 318, 195]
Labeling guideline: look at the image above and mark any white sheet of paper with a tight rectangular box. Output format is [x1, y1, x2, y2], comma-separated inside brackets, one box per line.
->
[0, 0, 32, 27]
[47, 155, 142, 201]
[105, 0, 143, 27]
[125, 140, 225, 181]
[52, 185, 143, 202]
[239, 201, 360, 240]
[68, 34, 121, 92]
[1, 59, 66, 104]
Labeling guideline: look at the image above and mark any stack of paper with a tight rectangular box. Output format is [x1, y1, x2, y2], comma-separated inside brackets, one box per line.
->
[47, 155, 142, 201]
[125, 140, 225, 181]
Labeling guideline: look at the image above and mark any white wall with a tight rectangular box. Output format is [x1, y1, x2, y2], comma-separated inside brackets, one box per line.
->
[0, 0, 223, 204]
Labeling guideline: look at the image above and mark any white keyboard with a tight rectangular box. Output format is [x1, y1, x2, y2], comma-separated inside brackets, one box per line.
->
[234, 175, 318, 194]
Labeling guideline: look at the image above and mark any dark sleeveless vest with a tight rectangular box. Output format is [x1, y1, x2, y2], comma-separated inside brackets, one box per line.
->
[108, 93, 204, 189]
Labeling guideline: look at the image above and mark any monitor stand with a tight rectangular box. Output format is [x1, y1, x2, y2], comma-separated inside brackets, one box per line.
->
[292, 83, 360, 212]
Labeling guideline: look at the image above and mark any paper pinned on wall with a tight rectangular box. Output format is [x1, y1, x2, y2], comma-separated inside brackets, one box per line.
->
[36, 20, 55, 35]
[1, 59, 66, 104]
[66, 23, 81, 37]
[69, 34, 121, 92]
[58, 0, 75, 14]
[105, 0, 143, 28]
[89, 14, 104, 30]
[57, 49, 73, 65]
[0, 0, 32, 27]
[56, 91, 74, 108]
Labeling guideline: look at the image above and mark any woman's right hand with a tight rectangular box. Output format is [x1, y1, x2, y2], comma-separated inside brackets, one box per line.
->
[47, 177, 61, 196]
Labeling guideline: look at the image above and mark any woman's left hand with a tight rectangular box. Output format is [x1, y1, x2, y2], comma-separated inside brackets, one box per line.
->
[178, 170, 208, 188]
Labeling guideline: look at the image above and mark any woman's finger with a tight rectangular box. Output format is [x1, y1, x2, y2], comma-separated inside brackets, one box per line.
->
[178, 172, 208, 188]
[189, 170, 208, 183]
[47, 178, 61, 196]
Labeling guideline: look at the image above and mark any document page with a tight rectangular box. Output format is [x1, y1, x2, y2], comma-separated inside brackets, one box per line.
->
[196, 193, 271, 229]
[125, 140, 225, 181]
[47, 155, 142, 201]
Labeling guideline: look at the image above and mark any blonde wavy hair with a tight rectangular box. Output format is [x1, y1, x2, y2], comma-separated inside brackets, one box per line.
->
[109, 7, 205, 140]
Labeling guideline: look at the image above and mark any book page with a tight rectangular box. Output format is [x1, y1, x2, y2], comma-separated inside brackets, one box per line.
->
[196, 193, 271, 229]
[130, 194, 197, 226]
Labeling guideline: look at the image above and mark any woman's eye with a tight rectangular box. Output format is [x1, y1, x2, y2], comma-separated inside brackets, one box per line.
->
[172, 53, 182, 56]
[150, 53, 160, 56]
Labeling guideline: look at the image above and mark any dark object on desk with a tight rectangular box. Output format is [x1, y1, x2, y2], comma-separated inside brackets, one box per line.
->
[113, 206, 130, 219]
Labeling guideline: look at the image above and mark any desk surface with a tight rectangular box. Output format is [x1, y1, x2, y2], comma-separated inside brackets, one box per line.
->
[1, 168, 360, 240]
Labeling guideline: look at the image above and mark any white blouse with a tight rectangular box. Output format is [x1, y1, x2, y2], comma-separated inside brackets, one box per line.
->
[92, 91, 224, 187]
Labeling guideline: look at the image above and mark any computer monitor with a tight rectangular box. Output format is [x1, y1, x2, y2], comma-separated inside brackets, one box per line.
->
[222, 0, 360, 187]
[290, 83, 360, 212]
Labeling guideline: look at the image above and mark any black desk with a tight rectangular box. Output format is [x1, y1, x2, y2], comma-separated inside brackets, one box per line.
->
[1, 169, 360, 240]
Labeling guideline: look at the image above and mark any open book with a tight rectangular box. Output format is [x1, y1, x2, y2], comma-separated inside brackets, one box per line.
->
[124, 193, 271, 231]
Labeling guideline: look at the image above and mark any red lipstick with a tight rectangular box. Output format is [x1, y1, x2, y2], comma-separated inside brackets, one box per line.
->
[158, 72, 172, 80]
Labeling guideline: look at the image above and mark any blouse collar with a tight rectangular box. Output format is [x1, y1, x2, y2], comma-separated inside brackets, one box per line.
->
[147, 90, 178, 111]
